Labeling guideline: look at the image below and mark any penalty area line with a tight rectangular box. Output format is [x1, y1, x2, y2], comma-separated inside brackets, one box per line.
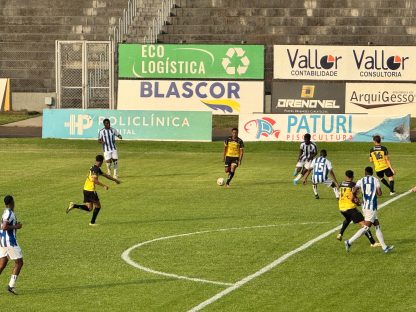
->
[187, 190, 412, 312]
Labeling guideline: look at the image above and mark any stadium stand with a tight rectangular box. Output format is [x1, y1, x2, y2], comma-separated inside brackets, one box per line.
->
[2, 0, 416, 97]
[155, 0, 416, 93]
[0, 0, 129, 93]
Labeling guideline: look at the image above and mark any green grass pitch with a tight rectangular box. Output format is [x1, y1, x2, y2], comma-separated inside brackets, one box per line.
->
[0, 138, 415, 311]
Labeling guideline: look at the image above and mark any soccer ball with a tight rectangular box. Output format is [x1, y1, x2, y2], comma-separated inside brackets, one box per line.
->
[217, 177, 225, 186]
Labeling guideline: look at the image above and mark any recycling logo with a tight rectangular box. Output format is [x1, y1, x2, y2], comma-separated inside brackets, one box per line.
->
[222, 47, 250, 76]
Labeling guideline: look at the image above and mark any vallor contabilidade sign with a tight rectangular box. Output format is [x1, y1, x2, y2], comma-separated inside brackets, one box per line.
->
[117, 80, 264, 115]
[272, 81, 345, 114]
[238, 113, 410, 142]
[274, 45, 416, 81]
[42, 109, 212, 141]
[118, 44, 264, 79]
[346, 83, 416, 117]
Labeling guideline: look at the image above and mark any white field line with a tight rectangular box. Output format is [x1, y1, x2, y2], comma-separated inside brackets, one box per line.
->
[121, 222, 329, 287]
[188, 190, 413, 312]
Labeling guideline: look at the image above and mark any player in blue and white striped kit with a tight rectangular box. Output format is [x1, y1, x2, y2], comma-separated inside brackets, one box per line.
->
[98, 118, 122, 179]
[302, 149, 339, 199]
[0, 195, 24, 295]
[344, 166, 394, 253]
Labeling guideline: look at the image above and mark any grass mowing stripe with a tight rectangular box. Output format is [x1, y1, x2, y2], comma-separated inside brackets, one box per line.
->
[188, 190, 413, 312]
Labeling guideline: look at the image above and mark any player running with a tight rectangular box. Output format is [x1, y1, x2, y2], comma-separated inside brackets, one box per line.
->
[369, 135, 395, 195]
[67, 154, 120, 226]
[0, 195, 24, 295]
[98, 118, 122, 179]
[223, 128, 244, 187]
[336, 170, 380, 247]
[344, 167, 394, 253]
[302, 149, 339, 199]
[293, 133, 317, 185]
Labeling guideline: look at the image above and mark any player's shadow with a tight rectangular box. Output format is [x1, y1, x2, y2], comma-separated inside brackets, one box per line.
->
[24, 278, 177, 295]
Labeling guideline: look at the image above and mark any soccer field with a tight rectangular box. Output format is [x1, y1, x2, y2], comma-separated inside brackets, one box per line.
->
[1, 138, 415, 311]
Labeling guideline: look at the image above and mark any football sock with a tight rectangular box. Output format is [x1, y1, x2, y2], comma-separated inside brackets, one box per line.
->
[389, 180, 395, 192]
[375, 225, 387, 249]
[226, 171, 235, 185]
[294, 173, 303, 182]
[365, 229, 376, 244]
[381, 178, 390, 189]
[349, 227, 366, 244]
[340, 219, 350, 236]
[90, 208, 101, 224]
[113, 160, 118, 176]
[8, 275, 17, 288]
[106, 162, 112, 173]
[312, 184, 318, 195]
[73, 204, 90, 212]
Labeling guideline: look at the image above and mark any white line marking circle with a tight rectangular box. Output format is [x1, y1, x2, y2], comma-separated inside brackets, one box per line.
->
[121, 222, 329, 287]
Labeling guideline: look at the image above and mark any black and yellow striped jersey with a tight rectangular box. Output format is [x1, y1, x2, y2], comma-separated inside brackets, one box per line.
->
[338, 181, 357, 211]
[369, 145, 389, 172]
[83, 165, 103, 191]
[224, 137, 244, 158]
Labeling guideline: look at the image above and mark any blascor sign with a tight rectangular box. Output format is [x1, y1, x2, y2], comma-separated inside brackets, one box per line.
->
[274, 45, 416, 81]
[117, 80, 264, 115]
[118, 44, 264, 79]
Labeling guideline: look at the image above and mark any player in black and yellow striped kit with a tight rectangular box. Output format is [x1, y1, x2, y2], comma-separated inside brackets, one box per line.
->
[336, 170, 380, 247]
[369, 135, 395, 195]
[223, 128, 244, 187]
[66, 155, 121, 225]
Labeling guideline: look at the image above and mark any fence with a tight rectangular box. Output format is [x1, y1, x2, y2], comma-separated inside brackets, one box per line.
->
[55, 41, 114, 109]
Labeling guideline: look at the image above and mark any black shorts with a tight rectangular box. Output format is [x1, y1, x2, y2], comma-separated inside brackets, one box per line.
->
[224, 156, 239, 167]
[83, 190, 100, 203]
[340, 208, 364, 224]
[376, 168, 394, 178]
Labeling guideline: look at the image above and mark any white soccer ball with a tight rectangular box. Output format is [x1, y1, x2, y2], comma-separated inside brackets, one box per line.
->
[217, 177, 225, 186]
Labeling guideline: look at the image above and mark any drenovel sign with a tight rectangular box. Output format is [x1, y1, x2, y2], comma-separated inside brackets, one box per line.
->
[272, 81, 345, 114]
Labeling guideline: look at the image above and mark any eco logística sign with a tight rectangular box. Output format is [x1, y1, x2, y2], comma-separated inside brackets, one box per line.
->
[42, 109, 212, 141]
[118, 44, 264, 79]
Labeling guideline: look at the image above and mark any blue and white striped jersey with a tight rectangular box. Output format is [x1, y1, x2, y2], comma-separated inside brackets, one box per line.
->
[299, 141, 317, 162]
[0, 208, 18, 247]
[310, 156, 332, 183]
[98, 127, 120, 152]
[356, 176, 380, 211]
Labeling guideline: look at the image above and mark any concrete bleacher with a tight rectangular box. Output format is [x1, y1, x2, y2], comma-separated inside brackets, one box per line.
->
[0, 0, 128, 94]
[154, 0, 416, 93]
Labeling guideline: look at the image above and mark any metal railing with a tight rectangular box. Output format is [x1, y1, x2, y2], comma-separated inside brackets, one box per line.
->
[111, 0, 176, 45]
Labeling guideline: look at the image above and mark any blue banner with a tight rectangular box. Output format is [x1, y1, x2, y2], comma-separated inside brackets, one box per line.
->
[42, 109, 212, 141]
